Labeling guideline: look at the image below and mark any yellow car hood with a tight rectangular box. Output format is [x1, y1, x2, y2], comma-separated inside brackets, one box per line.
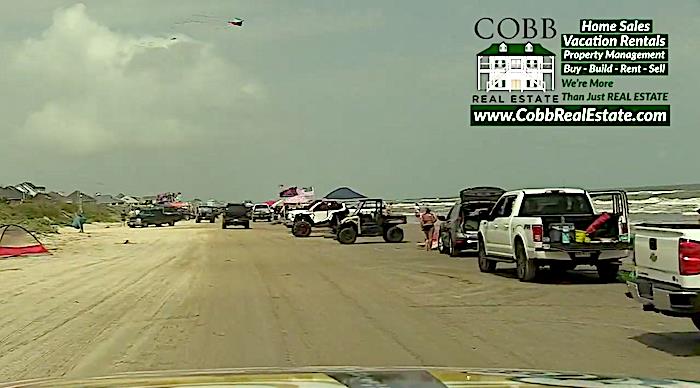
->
[1, 367, 696, 388]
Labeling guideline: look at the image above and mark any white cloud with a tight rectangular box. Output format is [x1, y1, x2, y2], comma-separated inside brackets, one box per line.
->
[2, 3, 263, 155]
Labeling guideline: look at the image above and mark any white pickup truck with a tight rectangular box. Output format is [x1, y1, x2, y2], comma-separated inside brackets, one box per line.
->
[626, 224, 700, 330]
[478, 188, 632, 282]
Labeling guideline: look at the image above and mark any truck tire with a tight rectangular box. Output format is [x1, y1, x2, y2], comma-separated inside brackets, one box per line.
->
[515, 240, 538, 282]
[692, 315, 700, 331]
[383, 226, 404, 243]
[337, 226, 357, 244]
[448, 235, 459, 257]
[596, 262, 619, 283]
[196, 218, 201, 223]
[210, 218, 215, 223]
[244, 221, 250, 229]
[478, 237, 497, 272]
[222, 223, 227, 229]
[438, 234, 447, 254]
[169, 221, 175, 226]
[292, 221, 312, 237]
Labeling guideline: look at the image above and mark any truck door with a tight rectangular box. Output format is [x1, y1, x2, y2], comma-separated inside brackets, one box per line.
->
[588, 190, 631, 243]
[485, 195, 517, 256]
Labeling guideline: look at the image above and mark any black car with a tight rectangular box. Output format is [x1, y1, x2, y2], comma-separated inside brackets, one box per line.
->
[438, 187, 504, 256]
[222, 203, 252, 229]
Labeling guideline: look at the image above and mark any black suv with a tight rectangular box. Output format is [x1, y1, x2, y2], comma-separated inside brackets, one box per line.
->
[222, 203, 252, 229]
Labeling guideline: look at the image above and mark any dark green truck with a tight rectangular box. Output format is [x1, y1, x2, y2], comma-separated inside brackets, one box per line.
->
[128, 207, 183, 228]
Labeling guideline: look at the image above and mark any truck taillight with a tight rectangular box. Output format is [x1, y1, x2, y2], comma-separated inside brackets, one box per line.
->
[532, 225, 543, 243]
[679, 239, 700, 275]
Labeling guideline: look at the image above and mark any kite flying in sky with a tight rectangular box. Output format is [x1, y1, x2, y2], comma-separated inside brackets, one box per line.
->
[228, 18, 244, 27]
[174, 14, 244, 29]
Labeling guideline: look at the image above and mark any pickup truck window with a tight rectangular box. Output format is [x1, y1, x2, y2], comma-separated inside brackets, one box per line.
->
[519, 193, 593, 216]
[492, 196, 516, 218]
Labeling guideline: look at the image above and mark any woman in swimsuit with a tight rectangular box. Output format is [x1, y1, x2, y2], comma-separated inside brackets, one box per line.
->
[419, 208, 437, 251]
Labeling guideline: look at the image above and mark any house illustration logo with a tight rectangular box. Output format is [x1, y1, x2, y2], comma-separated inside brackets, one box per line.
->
[477, 41, 556, 92]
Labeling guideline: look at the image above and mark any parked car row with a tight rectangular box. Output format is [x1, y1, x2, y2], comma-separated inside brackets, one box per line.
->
[433, 186, 700, 332]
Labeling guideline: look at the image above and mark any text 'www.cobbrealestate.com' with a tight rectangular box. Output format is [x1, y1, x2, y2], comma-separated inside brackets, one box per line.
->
[470, 105, 670, 126]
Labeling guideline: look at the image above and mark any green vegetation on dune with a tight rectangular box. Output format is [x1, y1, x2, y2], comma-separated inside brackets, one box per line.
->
[0, 201, 122, 233]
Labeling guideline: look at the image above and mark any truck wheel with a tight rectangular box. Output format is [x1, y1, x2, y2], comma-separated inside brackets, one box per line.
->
[478, 238, 496, 272]
[448, 236, 459, 257]
[196, 218, 201, 223]
[337, 227, 357, 244]
[692, 315, 700, 331]
[383, 226, 404, 243]
[438, 234, 447, 254]
[596, 262, 620, 283]
[244, 222, 250, 229]
[210, 218, 215, 223]
[222, 223, 227, 229]
[169, 221, 175, 226]
[292, 221, 312, 237]
[515, 241, 538, 282]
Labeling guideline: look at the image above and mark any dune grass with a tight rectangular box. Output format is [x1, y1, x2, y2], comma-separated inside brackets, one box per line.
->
[0, 201, 122, 233]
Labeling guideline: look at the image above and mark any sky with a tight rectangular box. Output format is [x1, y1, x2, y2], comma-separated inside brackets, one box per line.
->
[0, 0, 697, 201]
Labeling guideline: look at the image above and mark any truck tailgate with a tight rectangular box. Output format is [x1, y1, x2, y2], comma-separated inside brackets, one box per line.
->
[634, 225, 700, 289]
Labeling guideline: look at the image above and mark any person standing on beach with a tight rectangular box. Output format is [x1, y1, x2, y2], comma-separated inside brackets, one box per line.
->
[419, 208, 437, 251]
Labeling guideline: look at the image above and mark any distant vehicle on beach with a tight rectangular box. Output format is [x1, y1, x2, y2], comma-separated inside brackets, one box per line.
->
[289, 200, 350, 237]
[127, 207, 182, 228]
[252, 203, 273, 222]
[222, 203, 252, 229]
[196, 205, 218, 223]
[478, 188, 632, 282]
[336, 199, 407, 244]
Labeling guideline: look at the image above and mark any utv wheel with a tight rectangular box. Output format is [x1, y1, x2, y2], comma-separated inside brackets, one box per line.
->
[337, 227, 357, 244]
[692, 315, 700, 331]
[478, 238, 496, 273]
[292, 221, 312, 237]
[596, 262, 620, 283]
[515, 241, 538, 282]
[383, 226, 404, 243]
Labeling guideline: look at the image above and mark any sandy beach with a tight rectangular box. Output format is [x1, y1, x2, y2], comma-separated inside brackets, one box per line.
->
[0, 221, 697, 382]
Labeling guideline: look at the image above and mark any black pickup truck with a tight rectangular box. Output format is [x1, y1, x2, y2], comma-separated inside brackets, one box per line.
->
[222, 203, 252, 229]
[128, 207, 182, 228]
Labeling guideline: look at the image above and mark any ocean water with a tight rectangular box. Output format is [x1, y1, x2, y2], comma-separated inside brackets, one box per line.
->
[389, 189, 700, 224]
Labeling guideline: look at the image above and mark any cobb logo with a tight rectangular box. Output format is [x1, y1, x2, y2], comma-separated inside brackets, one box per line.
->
[474, 18, 557, 93]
